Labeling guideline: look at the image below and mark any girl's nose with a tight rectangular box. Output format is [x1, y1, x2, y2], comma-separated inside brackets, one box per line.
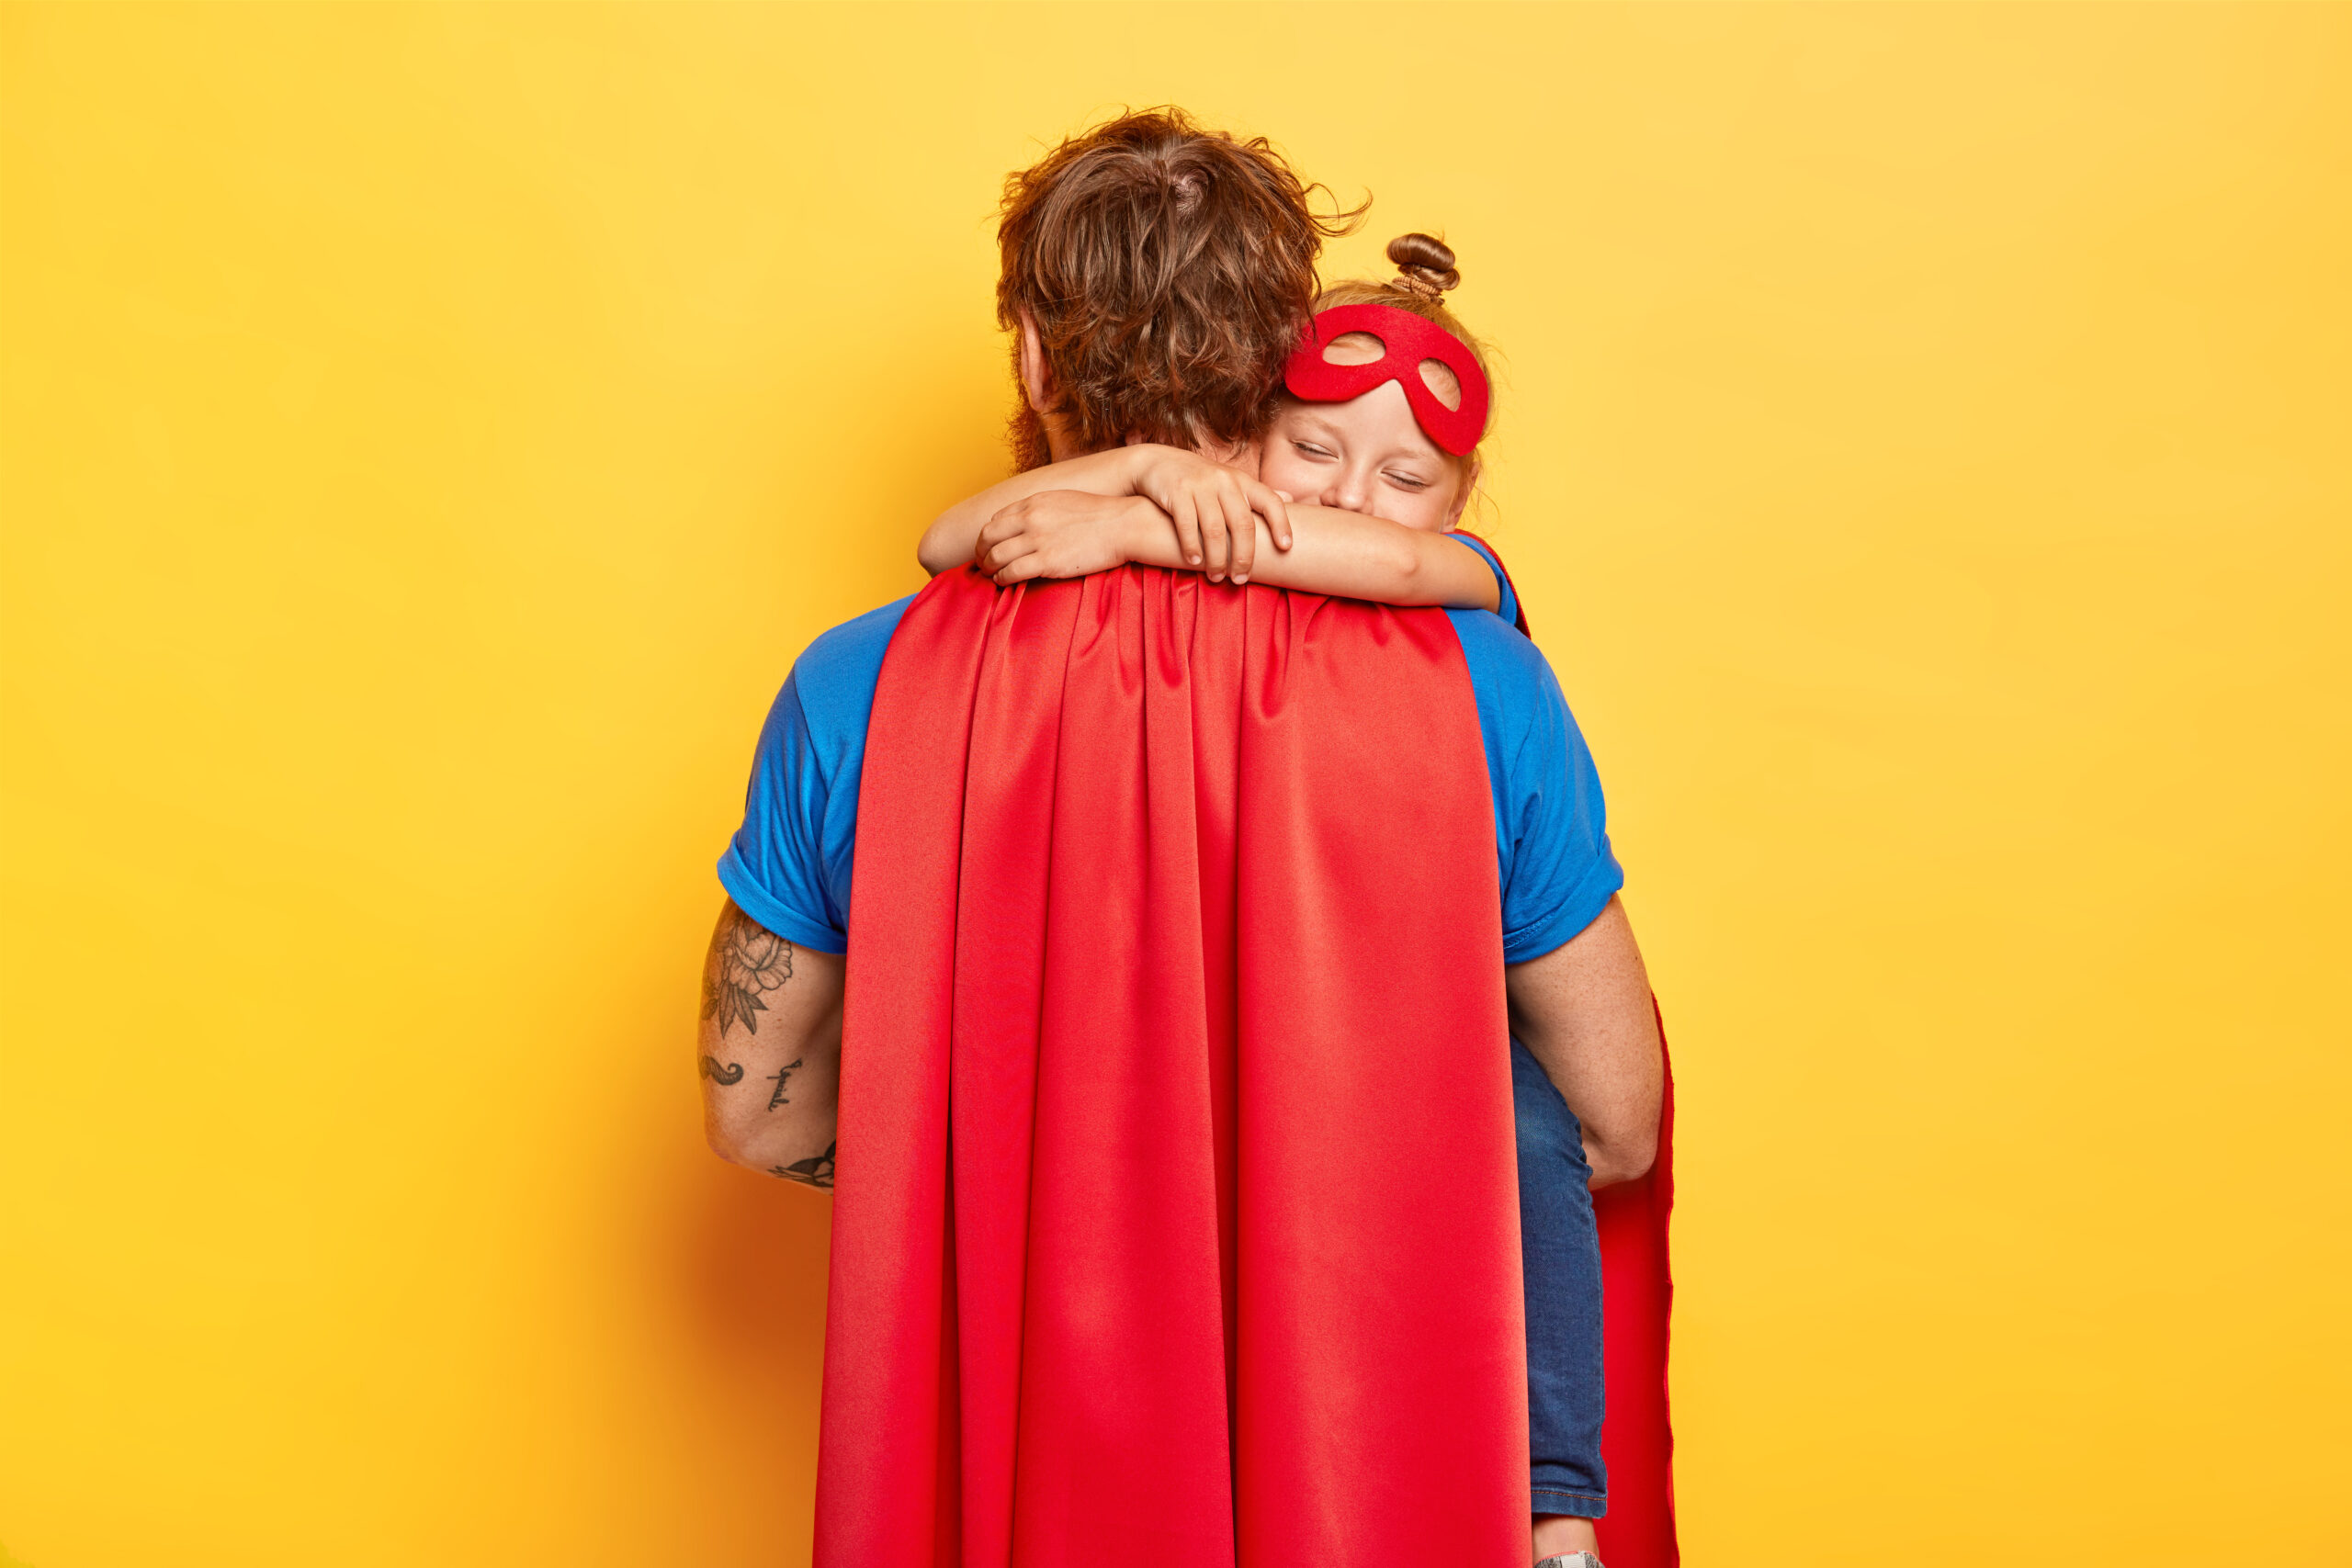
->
[1328, 467, 1374, 515]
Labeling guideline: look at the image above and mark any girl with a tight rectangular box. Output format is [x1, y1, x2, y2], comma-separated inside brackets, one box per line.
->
[921, 236, 1613, 1568]
[918, 232, 1520, 634]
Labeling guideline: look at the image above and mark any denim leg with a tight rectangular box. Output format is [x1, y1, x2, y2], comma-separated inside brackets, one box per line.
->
[1512, 1035, 1607, 1518]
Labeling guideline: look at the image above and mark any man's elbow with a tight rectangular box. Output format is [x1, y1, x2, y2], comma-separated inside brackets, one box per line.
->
[1587, 1128, 1658, 1189]
[704, 1109, 769, 1172]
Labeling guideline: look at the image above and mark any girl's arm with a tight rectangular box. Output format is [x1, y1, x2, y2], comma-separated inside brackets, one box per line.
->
[1244, 508, 1499, 609]
[919, 446, 1290, 581]
[976, 491, 1500, 612]
[918, 448, 1141, 574]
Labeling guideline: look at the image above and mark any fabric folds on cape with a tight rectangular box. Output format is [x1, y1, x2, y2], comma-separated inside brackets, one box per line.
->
[816, 565, 1528, 1568]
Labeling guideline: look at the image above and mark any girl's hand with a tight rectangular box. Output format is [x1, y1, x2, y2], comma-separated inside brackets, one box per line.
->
[1122, 446, 1292, 583]
[975, 491, 1159, 585]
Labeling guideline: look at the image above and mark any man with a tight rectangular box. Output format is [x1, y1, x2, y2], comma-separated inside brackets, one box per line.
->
[699, 109, 1667, 1568]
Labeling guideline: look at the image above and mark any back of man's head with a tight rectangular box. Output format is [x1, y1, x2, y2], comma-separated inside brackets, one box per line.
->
[998, 107, 1360, 469]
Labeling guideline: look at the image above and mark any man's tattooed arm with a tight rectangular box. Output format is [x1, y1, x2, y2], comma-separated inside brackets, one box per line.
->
[696, 899, 845, 1182]
[701, 902, 795, 1038]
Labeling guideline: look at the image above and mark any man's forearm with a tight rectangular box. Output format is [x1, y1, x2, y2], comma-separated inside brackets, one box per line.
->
[698, 901, 844, 1189]
[1505, 897, 1664, 1188]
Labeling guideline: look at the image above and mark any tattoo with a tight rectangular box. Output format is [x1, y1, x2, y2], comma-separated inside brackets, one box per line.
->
[699, 1055, 744, 1086]
[702, 906, 795, 1038]
[765, 1056, 804, 1111]
[770, 1142, 835, 1190]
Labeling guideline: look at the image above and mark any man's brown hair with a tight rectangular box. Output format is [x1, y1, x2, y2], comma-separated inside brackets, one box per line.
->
[998, 107, 1362, 469]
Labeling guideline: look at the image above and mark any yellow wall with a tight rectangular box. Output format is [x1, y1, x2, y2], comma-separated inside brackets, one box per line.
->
[4, 5, 2346, 1564]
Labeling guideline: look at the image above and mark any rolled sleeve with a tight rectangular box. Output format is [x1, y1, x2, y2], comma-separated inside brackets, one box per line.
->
[1497, 653, 1623, 964]
[715, 670, 852, 954]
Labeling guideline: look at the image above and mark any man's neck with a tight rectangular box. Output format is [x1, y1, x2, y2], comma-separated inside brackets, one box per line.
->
[1041, 412, 1114, 465]
[1046, 424, 1261, 479]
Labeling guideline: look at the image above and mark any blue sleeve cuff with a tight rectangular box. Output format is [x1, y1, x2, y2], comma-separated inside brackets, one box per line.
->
[1501, 852, 1624, 964]
[717, 845, 849, 955]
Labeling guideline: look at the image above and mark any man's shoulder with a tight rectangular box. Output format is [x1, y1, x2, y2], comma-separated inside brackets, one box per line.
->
[1444, 607, 1557, 702]
[788, 592, 918, 733]
[800, 591, 919, 677]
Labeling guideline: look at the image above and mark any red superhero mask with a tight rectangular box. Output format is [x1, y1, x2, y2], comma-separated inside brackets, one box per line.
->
[1281, 302, 1491, 457]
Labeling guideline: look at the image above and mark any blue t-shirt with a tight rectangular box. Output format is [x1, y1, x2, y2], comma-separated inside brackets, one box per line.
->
[719, 572, 1621, 966]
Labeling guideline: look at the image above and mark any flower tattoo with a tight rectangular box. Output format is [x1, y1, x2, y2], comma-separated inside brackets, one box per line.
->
[702, 907, 795, 1038]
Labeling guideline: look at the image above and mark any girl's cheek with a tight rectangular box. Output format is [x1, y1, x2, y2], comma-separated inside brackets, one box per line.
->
[1396, 479, 1468, 533]
[1393, 494, 1446, 531]
[1258, 449, 1315, 496]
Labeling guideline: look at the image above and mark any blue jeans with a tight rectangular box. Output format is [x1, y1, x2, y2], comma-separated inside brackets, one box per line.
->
[1513, 1036, 1607, 1518]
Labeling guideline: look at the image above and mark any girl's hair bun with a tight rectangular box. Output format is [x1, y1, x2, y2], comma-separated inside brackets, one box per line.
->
[1385, 232, 1461, 299]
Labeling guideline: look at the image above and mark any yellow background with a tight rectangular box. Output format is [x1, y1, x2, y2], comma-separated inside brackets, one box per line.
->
[4, 4, 2346, 1564]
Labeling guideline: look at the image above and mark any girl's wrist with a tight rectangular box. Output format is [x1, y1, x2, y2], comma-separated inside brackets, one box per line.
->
[1115, 443, 1167, 492]
[1051, 446, 1138, 499]
[1116, 494, 1169, 563]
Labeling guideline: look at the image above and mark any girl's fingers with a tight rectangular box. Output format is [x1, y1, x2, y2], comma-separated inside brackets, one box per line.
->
[1202, 501, 1231, 581]
[1250, 481, 1293, 551]
[1170, 493, 1205, 569]
[1193, 487, 1227, 578]
[979, 536, 1038, 575]
[976, 510, 1023, 551]
[993, 552, 1049, 585]
[1225, 488, 1256, 582]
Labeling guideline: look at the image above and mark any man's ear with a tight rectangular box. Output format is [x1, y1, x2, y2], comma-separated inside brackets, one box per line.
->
[1017, 310, 1056, 414]
[1444, 459, 1481, 530]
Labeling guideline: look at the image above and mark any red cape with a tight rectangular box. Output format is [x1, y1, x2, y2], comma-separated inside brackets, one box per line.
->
[1595, 1016, 1677, 1568]
[818, 566, 1674, 1568]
